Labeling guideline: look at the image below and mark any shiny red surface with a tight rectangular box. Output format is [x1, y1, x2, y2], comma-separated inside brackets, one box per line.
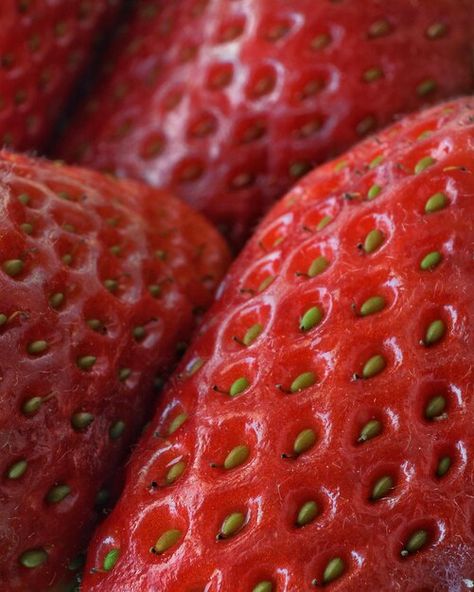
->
[83, 99, 474, 591]
[0, 0, 120, 151]
[57, 0, 474, 247]
[0, 151, 230, 591]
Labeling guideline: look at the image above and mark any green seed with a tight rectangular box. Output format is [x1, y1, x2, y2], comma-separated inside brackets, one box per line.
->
[168, 413, 188, 435]
[362, 354, 386, 379]
[296, 500, 318, 526]
[426, 22, 447, 39]
[71, 412, 94, 430]
[253, 582, 273, 592]
[415, 156, 436, 174]
[95, 489, 110, 508]
[27, 340, 48, 355]
[368, 18, 391, 38]
[363, 229, 384, 253]
[18, 193, 31, 205]
[186, 358, 204, 376]
[311, 32, 331, 50]
[359, 296, 385, 317]
[242, 323, 263, 346]
[109, 420, 125, 440]
[290, 161, 311, 179]
[22, 396, 43, 416]
[364, 67, 383, 83]
[3, 259, 24, 277]
[334, 159, 348, 172]
[104, 279, 118, 293]
[109, 245, 121, 256]
[307, 256, 329, 277]
[358, 419, 383, 443]
[425, 394, 446, 420]
[153, 529, 182, 554]
[290, 372, 316, 393]
[402, 529, 428, 556]
[229, 377, 250, 397]
[425, 192, 448, 213]
[323, 557, 345, 584]
[166, 461, 186, 484]
[7, 459, 28, 479]
[300, 306, 323, 331]
[424, 319, 446, 346]
[58, 191, 72, 201]
[367, 184, 382, 200]
[316, 215, 332, 231]
[219, 512, 245, 539]
[371, 475, 394, 500]
[258, 275, 275, 292]
[133, 326, 146, 341]
[417, 79, 437, 96]
[155, 249, 167, 260]
[103, 548, 120, 571]
[420, 251, 442, 270]
[62, 254, 73, 266]
[148, 284, 161, 298]
[49, 292, 65, 309]
[46, 484, 71, 504]
[224, 445, 249, 470]
[118, 368, 131, 381]
[436, 456, 451, 478]
[77, 355, 96, 370]
[369, 154, 384, 168]
[0, 313, 6, 326]
[20, 548, 48, 569]
[20, 222, 33, 234]
[293, 428, 316, 455]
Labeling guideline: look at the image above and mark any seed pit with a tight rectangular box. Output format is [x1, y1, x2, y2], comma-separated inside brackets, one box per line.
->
[247, 65, 277, 100]
[207, 63, 234, 90]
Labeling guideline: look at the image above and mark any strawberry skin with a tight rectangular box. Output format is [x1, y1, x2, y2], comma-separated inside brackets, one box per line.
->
[82, 98, 474, 591]
[57, 0, 474, 247]
[0, 151, 230, 592]
[0, 0, 119, 151]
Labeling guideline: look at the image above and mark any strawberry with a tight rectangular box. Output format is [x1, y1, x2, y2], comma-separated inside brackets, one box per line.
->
[0, 150, 230, 592]
[56, 0, 474, 247]
[0, 0, 120, 151]
[81, 97, 474, 591]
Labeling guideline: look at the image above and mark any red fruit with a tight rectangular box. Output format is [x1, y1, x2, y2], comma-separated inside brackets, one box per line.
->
[57, 0, 474, 247]
[0, 0, 119, 151]
[82, 98, 474, 591]
[0, 151, 230, 592]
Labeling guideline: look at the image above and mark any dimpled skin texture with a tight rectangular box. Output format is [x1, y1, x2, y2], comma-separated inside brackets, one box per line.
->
[82, 98, 474, 592]
[0, 151, 230, 592]
[57, 0, 474, 248]
[0, 0, 119, 151]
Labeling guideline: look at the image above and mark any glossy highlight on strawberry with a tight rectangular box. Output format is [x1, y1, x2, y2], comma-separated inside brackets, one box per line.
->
[0, 151, 230, 591]
[57, 0, 474, 246]
[82, 98, 474, 591]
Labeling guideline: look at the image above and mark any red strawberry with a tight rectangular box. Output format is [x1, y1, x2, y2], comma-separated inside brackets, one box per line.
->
[82, 97, 474, 591]
[0, 0, 120, 151]
[57, 0, 474, 247]
[0, 150, 230, 592]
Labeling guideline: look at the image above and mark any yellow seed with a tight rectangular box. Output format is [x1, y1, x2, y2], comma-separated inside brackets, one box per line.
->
[362, 354, 386, 379]
[258, 275, 275, 292]
[293, 428, 316, 455]
[153, 529, 182, 554]
[168, 413, 188, 435]
[219, 512, 245, 539]
[316, 215, 332, 231]
[166, 461, 186, 484]
[363, 229, 384, 253]
[224, 445, 250, 470]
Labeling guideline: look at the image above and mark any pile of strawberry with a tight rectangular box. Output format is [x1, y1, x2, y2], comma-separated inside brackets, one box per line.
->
[0, 2, 473, 592]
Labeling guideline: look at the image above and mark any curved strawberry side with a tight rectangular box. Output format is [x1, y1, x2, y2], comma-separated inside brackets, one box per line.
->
[0, 151, 230, 591]
[57, 0, 474, 247]
[82, 98, 474, 591]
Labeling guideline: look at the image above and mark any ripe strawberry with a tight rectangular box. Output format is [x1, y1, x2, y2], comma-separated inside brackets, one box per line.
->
[0, 0, 120, 151]
[0, 150, 230, 592]
[57, 0, 474, 247]
[82, 97, 474, 591]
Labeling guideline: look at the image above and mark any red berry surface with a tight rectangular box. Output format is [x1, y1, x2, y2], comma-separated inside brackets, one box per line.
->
[82, 98, 474, 591]
[0, 0, 119, 151]
[57, 0, 474, 247]
[0, 150, 230, 591]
